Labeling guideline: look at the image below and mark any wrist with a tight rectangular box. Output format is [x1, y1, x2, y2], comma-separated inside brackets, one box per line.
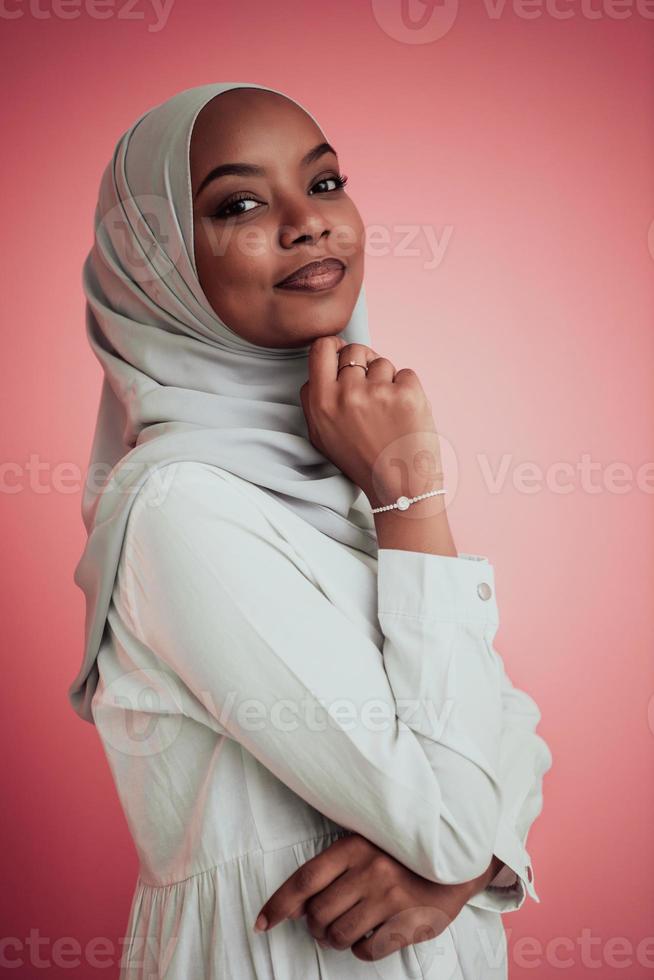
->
[364, 475, 446, 513]
[429, 855, 506, 915]
[369, 488, 447, 516]
[373, 503, 457, 557]
[423, 879, 473, 924]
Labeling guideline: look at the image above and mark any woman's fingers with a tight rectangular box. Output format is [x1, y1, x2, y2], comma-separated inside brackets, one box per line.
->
[317, 897, 392, 951]
[351, 906, 450, 963]
[300, 337, 383, 454]
[255, 836, 353, 931]
[304, 870, 362, 942]
[307, 335, 347, 389]
[334, 342, 379, 390]
[300, 330, 436, 501]
[365, 355, 396, 382]
[304, 336, 381, 396]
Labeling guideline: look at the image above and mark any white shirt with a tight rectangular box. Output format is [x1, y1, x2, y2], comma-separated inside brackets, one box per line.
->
[91, 460, 552, 980]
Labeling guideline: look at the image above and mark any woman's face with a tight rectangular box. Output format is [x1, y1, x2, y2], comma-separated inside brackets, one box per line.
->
[190, 88, 365, 349]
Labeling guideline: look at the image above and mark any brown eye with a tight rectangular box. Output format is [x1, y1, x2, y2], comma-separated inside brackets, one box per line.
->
[310, 174, 349, 195]
[213, 195, 262, 219]
[211, 173, 348, 220]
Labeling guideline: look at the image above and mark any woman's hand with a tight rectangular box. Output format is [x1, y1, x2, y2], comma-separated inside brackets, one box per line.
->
[254, 834, 504, 962]
[300, 335, 441, 509]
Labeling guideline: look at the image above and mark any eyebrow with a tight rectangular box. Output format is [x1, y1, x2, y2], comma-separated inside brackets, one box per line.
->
[193, 141, 338, 199]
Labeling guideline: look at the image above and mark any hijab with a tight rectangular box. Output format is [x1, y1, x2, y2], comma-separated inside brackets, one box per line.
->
[69, 81, 378, 725]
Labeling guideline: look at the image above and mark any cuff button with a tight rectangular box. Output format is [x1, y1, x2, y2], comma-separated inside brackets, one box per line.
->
[477, 582, 492, 600]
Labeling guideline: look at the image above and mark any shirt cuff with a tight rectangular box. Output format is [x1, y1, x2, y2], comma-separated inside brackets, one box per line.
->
[376, 550, 500, 627]
[465, 815, 540, 913]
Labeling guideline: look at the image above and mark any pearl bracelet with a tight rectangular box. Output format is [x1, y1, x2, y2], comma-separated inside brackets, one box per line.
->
[370, 488, 447, 514]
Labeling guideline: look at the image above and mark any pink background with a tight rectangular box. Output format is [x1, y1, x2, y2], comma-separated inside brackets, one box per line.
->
[2, 2, 653, 977]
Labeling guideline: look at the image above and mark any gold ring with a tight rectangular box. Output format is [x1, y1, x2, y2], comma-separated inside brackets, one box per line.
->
[337, 360, 368, 374]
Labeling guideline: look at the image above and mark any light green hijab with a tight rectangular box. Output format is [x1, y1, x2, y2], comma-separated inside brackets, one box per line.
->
[69, 82, 377, 725]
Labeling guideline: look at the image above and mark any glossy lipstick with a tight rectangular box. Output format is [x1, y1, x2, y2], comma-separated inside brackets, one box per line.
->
[275, 258, 345, 292]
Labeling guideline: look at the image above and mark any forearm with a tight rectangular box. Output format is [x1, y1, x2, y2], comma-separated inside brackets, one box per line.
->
[373, 503, 506, 901]
[372, 496, 458, 557]
[400, 853, 508, 931]
[375, 522, 504, 910]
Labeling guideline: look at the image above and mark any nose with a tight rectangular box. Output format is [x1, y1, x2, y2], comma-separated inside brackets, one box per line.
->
[277, 199, 330, 250]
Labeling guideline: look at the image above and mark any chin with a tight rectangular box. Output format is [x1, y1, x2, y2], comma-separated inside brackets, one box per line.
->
[308, 322, 348, 341]
[270, 328, 341, 350]
[271, 311, 352, 349]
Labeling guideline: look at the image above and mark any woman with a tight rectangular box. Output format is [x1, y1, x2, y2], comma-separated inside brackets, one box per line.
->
[68, 82, 552, 979]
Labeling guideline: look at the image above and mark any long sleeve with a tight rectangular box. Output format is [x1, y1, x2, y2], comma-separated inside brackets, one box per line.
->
[376, 548, 552, 913]
[117, 463, 507, 885]
[467, 643, 553, 912]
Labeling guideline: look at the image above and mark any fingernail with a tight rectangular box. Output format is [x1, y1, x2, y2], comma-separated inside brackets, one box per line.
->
[254, 913, 268, 932]
[317, 939, 329, 949]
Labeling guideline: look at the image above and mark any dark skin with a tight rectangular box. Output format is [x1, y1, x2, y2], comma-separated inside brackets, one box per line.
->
[190, 86, 365, 349]
[189, 88, 508, 962]
[256, 837, 505, 962]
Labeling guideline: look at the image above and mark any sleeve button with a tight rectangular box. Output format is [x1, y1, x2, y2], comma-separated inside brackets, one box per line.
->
[477, 582, 492, 600]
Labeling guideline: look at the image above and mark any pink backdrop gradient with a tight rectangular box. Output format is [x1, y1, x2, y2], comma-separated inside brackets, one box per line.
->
[2, 2, 652, 977]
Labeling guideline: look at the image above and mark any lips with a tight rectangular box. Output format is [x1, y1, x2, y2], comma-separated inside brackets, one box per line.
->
[276, 258, 345, 287]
